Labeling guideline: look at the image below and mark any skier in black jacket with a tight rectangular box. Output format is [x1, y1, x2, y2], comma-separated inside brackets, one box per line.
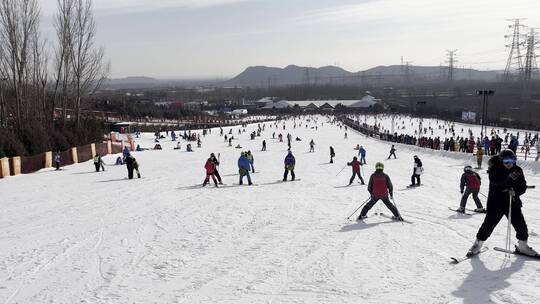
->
[468, 149, 537, 256]
[125, 153, 135, 179]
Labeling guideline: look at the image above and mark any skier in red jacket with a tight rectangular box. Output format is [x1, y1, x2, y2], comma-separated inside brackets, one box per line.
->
[347, 156, 365, 185]
[358, 162, 402, 221]
[457, 165, 485, 213]
[203, 156, 218, 187]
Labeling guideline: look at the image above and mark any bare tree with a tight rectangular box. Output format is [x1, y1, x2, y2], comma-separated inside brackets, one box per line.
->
[69, 0, 108, 127]
[0, 0, 40, 132]
[52, 0, 74, 125]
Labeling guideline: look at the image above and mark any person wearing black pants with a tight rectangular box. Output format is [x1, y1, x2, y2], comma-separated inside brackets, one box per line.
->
[347, 157, 364, 185]
[468, 150, 537, 256]
[387, 145, 397, 159]
[358, 162, 401, 220]
[125, 153, 135, 179]
[410, 155, 423, 186]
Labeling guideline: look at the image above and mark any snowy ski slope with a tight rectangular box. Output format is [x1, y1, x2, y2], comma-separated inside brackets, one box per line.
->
[1, 115, 540, 303]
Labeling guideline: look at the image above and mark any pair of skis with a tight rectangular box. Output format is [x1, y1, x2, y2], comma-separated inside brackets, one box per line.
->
[451, 246, 540, 264]
[357, 212, 413, 224]
[448, 207, 486, 216]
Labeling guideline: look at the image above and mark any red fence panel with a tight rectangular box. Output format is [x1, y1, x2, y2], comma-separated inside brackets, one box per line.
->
[20, 154, 45, 174]
[60, 150, 74, 166]
[96, 142, 108, 156]
[78, 144, 93, 163]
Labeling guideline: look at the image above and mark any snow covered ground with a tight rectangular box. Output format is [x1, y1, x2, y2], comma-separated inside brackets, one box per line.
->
[1, 115, 540, 304]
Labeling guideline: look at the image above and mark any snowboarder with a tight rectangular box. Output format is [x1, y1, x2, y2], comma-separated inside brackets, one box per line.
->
[359, 146, 366, 164]
[210, 153, 223, 184]
[409, 155, 423, 186]
[457, 165, 485, 213]
[467, 149, 537, 257]
[203, 156, 219, 187]
[347, 156, 365, 185]
[309, 140, 315, 152]
[93, 154, 105, 172]
[247, 150, 255, 173]
[330, 146, 335, 163]
[357, 162, 402, 220]
[283, 150, 296, 181]
[54, 150, 61, 170]
[387, 145, 397, 159]
[238, 152, 253, 185]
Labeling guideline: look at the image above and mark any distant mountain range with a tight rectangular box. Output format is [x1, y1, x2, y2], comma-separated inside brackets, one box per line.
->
[104, 65, 504, 89]
[220, 65, 503, 87]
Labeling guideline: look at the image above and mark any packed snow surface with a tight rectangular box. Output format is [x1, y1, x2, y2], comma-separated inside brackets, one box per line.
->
[1, 115, 540, 304]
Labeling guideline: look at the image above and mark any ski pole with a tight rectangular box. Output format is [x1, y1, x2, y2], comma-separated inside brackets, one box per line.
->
[480, 192, 488, 199]
[506, 191, 514, 256]
[336, 165, 347, 176]
[346, 197, 371, 220]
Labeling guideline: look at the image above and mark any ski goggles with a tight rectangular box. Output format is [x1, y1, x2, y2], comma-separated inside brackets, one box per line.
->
[502, 158, 516, 165]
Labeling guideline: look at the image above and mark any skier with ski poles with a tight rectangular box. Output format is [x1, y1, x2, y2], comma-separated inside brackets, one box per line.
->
[456, 165, 485, 213]
[347, 156, 365, 185]
[358, 146, 366, 164]
[467, 149, 537, 257]
[357, 162, 402, 221]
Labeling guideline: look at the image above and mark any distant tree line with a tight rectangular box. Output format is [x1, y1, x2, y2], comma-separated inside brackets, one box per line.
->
[0, 0, 108, 157]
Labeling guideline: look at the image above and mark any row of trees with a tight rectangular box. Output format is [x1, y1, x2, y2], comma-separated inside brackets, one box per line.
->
[0, 0, 108, 157]
[0, 0, 108, 131]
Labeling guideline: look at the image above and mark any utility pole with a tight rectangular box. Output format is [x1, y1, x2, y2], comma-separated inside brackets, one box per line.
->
[446, 50, 458, 82]
[523, 28, 539, 82]
[504, 18, 527, 81]
[404, 61, 413, 82]
[476, 90, 495, 138]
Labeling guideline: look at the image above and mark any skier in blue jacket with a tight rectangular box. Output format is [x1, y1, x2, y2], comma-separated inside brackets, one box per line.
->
[359, 146, 366, 164]
[238, 152, 253, 185]
[283, 151, 296, 181]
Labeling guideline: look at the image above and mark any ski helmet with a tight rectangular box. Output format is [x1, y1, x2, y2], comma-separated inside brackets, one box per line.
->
[375, 162, 384, 171]
[464, 165, 473, 172]
[353, 156, 358, 161]
[500, 149, 516, 165]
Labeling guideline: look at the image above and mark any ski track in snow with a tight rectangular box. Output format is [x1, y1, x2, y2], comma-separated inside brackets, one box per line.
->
[1, 114, 540, 304]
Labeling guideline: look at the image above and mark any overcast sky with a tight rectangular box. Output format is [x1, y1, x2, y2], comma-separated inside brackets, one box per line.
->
[40, 0, 540, 79]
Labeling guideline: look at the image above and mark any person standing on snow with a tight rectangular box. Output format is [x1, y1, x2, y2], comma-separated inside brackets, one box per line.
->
[347, 156, 365, 185]
[238, 152, 253, 185]
[210, 153, 223, 184]
[93, 154, 105, 172]
[262, 140, 267, 151]
[203, 156, 219, 187]
[54, 150, 62, 170]
[387, 145, 397, 159]
[467, 149, 537, 257]
[357, 162, 402, 221]
[309, 139, 315, 152]
[247, 150, 255, 173]
[409, 155, 423, 187]
[476, 146, 484, 168]
[457, 165, 485, 213]
[124, 153, 136, 179]
[359, 146, 366, 164]
[330, 146, 335, 163]
[283, 151, 296, 181]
